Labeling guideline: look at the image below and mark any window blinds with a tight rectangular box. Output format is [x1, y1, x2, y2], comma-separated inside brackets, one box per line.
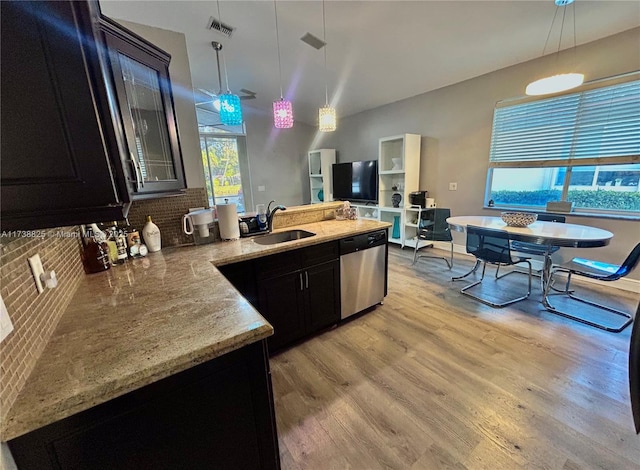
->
[489, 79, 640, 167]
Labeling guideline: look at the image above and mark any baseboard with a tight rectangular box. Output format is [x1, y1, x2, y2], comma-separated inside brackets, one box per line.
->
[429, 241, 640, 294]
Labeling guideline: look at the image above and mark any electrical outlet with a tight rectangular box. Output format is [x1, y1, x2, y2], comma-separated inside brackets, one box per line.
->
[28, 254, 45, 294]
[449, 182, 458, 191]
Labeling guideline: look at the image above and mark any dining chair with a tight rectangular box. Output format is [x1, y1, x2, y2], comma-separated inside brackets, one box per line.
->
[456, 225, 532, 308]
[542, 242, 640, 332]
[413, 208, 453, 269]
[497, 213, 566, 288]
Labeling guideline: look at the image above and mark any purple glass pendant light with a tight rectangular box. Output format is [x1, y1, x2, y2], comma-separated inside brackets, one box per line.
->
[272, 0, 293, 128]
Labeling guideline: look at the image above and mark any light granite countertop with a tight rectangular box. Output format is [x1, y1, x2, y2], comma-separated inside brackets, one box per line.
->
[1, 218, 389, 441]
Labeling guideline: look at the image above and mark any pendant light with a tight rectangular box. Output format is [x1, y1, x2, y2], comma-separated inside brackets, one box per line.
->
[272, 0, 293, 128]
[526, 0, 584, 96]
[216, 0, 243, 125]
[318, 0, 336, 132]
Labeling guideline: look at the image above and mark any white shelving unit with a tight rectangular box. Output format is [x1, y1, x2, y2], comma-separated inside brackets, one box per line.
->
[351, 204, 379, 221]
[377, 134, 421, 246]
[308, 149, 336, 204]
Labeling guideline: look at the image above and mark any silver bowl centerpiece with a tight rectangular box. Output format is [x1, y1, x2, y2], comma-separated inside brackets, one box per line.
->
[500, 211, 538, 227]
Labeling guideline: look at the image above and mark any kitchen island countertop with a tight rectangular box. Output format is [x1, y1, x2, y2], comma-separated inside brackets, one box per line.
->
[1, 217, 389, 441]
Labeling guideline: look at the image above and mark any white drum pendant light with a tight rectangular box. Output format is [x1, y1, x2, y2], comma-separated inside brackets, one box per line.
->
[526, 0, 584, 96]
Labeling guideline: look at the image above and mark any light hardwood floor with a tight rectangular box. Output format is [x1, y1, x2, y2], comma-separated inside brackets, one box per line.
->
[270, 246, 640, 470]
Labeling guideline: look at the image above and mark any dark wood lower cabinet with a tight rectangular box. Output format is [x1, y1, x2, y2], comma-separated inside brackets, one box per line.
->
[258, 271, 307, 352]
[219, 242, 342, 353]
[305, 260, 341, 332]
[8, 341, 280, 470]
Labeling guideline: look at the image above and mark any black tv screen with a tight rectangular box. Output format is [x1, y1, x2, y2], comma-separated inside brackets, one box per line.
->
[332, 160, 378, 203]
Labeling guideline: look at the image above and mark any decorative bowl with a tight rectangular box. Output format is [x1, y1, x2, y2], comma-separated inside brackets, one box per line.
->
[500, 211, 538, 227]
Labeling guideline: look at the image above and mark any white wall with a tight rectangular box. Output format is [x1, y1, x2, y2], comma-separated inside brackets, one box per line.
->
[316, 27, 640, 281]
[116, 20, 206, 189]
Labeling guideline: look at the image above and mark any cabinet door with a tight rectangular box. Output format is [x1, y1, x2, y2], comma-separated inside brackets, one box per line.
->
[101, 19, 185, 195]
[9, 341, 280, 470]
[305, 260, 341, 332]
[0, 1, 126, 230]
[258, 272, 306, 351]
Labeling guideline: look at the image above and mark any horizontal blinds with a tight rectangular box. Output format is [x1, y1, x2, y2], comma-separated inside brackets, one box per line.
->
[489, 80, 640, 165]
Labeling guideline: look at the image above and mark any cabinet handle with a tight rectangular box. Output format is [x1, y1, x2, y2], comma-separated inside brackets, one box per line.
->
[305, 271, 309, 289]
[299, 273, 304, 291]
[130, 152, 144, 190]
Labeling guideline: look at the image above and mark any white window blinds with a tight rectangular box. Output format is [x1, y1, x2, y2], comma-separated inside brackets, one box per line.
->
[489, 79, 640, 167]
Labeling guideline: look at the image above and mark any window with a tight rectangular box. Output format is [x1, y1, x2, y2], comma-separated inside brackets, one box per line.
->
[486, 77, 640, 213]
[200, 134, 250, 213]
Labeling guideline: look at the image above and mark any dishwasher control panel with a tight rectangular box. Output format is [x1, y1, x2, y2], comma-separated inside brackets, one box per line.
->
[339, 230, 387, 255]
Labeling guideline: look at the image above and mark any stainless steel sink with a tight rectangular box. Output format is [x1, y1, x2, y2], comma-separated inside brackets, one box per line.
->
[253, 229, 316, 245]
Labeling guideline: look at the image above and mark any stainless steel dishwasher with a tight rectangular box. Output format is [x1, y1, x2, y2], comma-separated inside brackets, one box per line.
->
[340, 230, 387, 319]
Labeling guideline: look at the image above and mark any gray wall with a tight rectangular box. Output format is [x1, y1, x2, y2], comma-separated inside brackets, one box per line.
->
[243, 108, 315, 210]
[116, 20, 206, 189]
[316, 27, 640, 281]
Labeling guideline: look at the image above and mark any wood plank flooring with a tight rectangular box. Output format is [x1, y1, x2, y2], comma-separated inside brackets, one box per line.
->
[270, 246, 640, 470]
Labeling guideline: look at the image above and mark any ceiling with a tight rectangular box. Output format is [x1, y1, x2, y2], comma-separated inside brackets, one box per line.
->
[100, 1, 640, 126]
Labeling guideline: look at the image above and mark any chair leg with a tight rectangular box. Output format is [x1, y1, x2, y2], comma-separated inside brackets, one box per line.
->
[452, 258, 481, 281]
[412, 240, 434, 265]
[542, 268, 633, 333]
[414, 241, 451, 269]
[460, 260, 532, 308]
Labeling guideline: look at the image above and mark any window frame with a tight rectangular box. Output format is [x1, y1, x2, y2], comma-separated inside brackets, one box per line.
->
[200, 132, 253, 214]
[485, 73, 640, 215]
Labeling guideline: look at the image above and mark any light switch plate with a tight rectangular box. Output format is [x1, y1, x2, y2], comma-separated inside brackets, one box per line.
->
[28, 254, 45, 294]
[448, 182, 458, 191]
[0, 295, 14, 343]
[258, 185, 266, 192]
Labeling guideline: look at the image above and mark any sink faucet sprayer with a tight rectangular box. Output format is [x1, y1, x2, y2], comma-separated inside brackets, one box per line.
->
[266, 200, 286, 232]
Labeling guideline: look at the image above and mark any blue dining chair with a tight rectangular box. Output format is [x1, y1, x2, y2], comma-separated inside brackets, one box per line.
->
[543, 242, 640, 332]
[458, 225, 532, 308]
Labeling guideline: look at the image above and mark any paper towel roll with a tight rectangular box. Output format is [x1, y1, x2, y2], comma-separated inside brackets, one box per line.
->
[217, 204, 240, 240]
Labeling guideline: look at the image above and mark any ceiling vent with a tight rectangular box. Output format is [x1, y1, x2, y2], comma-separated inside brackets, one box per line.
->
[301, 32, 326, 50]
[207, 16, 234, 38]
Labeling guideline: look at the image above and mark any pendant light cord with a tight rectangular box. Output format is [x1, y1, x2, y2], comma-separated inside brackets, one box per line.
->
[322, 0, 328, 106]
[216, 0, 231, 93]
[273, 0, 284, 99]
[541, 5, 560, 56]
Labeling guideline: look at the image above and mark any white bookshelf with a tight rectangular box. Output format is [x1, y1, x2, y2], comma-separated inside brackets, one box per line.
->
[308, 149, 336, 204]
[377, 134, 421, 246]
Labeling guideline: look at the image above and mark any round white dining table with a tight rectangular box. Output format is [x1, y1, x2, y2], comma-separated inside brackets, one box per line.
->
[446, 216, 613, 248]
[446, 216, 614, 308]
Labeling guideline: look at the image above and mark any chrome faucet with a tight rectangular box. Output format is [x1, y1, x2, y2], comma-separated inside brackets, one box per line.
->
[266, 200, 286, 232]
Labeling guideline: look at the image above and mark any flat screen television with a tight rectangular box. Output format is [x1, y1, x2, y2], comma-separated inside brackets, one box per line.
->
[332, 160, 378, 203]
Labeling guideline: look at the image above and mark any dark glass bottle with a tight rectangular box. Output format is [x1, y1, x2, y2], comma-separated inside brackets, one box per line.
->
[80, 225, 111, 274]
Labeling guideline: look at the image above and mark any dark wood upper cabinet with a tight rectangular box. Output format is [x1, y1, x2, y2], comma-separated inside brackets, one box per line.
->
[98, 16, 186, 196]
[0, 0, 186, 231]
[0, 0, 127, 230]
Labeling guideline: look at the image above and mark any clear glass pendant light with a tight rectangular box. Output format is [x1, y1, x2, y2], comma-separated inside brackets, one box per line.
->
[318, 0, 336, 132]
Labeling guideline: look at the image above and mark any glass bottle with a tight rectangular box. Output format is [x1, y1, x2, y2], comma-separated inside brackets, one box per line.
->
[105, 222, 119, 266]
[80, 225, 111, 274]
